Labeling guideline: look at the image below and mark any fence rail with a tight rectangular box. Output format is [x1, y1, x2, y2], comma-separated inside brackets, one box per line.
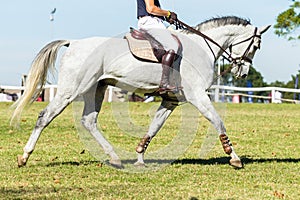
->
[209, 85, 300, 103]
[1, 84, 300, 103]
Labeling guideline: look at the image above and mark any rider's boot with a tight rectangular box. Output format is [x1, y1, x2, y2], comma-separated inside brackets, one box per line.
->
[158, 49, 177, 94]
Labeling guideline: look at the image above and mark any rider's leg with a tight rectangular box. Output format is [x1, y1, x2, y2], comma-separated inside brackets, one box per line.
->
[144, 28, 180, 94]
[158, 49, 177, 94]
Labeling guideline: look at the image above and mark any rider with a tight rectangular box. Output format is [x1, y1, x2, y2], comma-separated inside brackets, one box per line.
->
[136, 0, 179, 94]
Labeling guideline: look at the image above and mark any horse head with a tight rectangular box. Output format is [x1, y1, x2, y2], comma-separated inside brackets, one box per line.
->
[184, 16, 271, 79]
[229, 25, 271, 79]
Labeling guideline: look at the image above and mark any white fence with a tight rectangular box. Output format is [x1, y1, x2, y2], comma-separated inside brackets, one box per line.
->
[1, 84, 300, 104]
[0, 85, 57, 102]
[0, 85, 115, 102]
[210, 85, 300, 103]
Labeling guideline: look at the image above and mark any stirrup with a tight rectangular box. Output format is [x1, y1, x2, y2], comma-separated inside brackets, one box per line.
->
[158, 85, 182, 94]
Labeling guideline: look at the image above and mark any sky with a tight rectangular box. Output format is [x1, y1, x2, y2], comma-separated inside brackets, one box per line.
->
[0, 0, 299, 86]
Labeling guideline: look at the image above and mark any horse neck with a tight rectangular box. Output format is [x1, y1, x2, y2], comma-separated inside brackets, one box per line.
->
[195, 25, 254, 60]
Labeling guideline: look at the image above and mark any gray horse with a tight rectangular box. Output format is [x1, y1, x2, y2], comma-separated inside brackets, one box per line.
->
[11, 16, 270, 169]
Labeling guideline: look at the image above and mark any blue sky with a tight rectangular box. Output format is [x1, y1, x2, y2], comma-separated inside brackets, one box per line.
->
[0, 0, 299, 86]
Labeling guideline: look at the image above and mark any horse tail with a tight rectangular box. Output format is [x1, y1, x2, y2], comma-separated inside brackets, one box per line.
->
[10, 40, 70, 127]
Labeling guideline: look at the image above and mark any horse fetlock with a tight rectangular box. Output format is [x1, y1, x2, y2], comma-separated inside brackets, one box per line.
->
[219, 134, 233, 155]
[136, 135, 151, 154]
[17, 155, 27, 167]
[109, 159, 123, 169]
[105, 148, 120, 162]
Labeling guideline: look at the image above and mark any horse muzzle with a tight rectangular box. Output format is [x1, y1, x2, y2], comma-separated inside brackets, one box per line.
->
[231, 61, 250, 79]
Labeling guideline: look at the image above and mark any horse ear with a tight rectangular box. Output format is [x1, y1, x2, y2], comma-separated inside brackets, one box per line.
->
[259, 25, 271, 35]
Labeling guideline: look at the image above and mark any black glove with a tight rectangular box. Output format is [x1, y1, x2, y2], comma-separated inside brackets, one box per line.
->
[166, 11, 177, 24]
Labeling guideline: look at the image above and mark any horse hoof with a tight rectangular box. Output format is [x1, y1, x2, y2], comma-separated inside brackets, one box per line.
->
[109, 159, 124, 169]
[230, 158, 243, 169]
[134, 161, 145, 168]
[17, 155, 26, 168]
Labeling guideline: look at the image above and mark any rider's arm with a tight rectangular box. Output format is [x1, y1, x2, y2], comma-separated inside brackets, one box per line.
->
[144, 0, 170, 17]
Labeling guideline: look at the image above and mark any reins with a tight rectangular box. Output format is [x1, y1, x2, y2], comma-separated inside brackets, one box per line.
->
[175, 19, 260, 65]
[176, 19, 234, 63]
[173, 19, 261, 90]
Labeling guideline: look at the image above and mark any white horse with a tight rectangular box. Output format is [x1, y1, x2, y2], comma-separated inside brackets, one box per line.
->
[12, 16, 270, 169]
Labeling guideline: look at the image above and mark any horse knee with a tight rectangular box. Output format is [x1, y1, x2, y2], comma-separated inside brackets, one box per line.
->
[35, 109, 48, 128]
[81, 114, 97, 130]
[80, 117, 89, 130]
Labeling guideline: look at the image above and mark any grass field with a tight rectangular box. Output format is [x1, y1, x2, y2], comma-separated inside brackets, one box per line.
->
[0, 102, 299, 199]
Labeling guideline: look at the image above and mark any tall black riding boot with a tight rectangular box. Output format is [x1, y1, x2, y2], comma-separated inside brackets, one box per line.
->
[158, 49, 177, 94]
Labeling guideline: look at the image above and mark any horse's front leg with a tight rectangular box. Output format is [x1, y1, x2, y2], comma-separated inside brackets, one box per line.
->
[134, 100, 177, 166]
[188, 91, 242, 168]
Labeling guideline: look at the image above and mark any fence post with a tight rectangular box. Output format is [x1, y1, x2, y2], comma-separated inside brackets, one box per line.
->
[108, 86, 113, 103]
[271, 89, 275, 103]
[214, 86, 219, 103]
[214, 60, 221, 102]
[49, 86, 55, 102]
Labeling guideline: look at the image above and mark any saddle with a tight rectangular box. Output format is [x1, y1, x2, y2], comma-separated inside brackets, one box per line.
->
[124, 28, 181, 63]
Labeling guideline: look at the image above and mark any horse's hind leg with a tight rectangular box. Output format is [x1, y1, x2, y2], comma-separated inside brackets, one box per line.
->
[187, 91, 242, 168]
[81, 83, 122, 168]
[135, 100, 177, 166]
[18, 93, 72, 167]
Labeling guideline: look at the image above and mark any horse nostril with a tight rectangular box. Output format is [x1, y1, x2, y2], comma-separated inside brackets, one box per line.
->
[241, 74, 247, 79]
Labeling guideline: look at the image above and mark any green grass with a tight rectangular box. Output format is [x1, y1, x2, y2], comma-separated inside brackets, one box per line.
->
[0, 102, 299, 199]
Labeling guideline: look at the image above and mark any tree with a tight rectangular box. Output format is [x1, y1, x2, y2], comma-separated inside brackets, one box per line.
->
[282, 70, 300, 99]
[274, 1, 300, 40]
[219, 64, 267, 87]
[269, 80, 286, 88]
[218, 64, 268, 102]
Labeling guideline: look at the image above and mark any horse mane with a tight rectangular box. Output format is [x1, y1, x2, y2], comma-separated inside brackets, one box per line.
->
[182, 16, 251, 33]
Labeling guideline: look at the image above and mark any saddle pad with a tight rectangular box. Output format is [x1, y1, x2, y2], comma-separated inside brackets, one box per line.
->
[125, 33, 159, 63]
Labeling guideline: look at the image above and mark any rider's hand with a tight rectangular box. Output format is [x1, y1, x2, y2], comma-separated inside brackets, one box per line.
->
[166, 11, 177, 24]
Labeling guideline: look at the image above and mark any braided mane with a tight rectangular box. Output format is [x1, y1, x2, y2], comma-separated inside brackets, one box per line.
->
[185, 16, 251, 33]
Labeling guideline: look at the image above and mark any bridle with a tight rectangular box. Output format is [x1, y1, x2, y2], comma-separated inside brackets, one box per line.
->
[176, 20, 261, 72]
[228, 27, 261, 65]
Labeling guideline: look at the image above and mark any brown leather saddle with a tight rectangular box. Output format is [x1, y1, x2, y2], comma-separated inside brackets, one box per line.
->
[124, 28, 181, 63]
